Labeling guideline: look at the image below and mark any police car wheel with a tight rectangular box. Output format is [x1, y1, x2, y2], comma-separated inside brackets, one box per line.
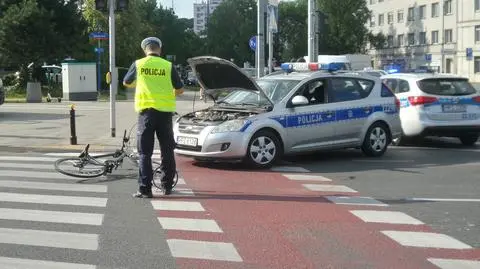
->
[245, 130, 281, 169]
[362, 123, 389, 157]
[459, 134, 479, 146]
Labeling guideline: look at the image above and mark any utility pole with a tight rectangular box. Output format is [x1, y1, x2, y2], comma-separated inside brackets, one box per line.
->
[267, 0, 279, 74]
[308, 0, 317, 62]
[109, 0, 116, 137]
[257, 0, 267, 78]
[441, 0, 445, 73]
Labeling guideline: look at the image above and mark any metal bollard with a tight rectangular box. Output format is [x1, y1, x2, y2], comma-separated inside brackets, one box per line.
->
[70, 104, 77, 145]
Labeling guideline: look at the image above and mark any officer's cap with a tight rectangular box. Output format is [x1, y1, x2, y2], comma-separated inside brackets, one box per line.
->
[141, 37, 162, 50]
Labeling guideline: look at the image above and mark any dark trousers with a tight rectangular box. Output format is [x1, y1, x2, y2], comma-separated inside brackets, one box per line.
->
[137, 108, 176, 193]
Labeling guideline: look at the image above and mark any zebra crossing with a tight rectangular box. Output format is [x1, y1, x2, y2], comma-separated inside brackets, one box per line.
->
[0, 153, 108, 268]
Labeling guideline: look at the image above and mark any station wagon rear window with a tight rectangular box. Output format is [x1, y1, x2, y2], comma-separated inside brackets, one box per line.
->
[417, 78, 476, 96]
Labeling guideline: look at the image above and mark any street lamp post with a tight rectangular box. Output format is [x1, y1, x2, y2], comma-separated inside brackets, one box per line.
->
[257, 0, 267, 78]
[108, 0, 116, 137]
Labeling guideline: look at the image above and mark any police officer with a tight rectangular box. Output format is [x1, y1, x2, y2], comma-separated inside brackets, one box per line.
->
[123, 37, 184, 198]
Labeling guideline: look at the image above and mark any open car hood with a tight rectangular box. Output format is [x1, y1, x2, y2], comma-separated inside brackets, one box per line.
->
[187, 56, 273, 105]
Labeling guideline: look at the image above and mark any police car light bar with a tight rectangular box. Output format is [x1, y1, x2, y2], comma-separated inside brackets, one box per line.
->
[280, 62, 343, 73]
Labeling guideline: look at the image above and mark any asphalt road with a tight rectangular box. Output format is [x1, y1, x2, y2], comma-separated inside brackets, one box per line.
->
[284, 137, 480, 248]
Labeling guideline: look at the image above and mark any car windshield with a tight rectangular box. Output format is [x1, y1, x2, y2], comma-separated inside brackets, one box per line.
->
[417, 78, 477, 96]
[256, 79, 301, 103]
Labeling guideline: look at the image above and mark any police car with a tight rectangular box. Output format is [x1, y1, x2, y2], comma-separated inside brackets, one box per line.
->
[382, 73, 480, 146]
[173, 56, 402, 168]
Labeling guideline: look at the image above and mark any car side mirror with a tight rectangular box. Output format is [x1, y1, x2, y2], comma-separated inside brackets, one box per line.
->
[291, 95, 309, 106]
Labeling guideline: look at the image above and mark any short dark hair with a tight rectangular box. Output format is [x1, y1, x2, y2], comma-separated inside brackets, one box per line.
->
[145, 42, 160, 51]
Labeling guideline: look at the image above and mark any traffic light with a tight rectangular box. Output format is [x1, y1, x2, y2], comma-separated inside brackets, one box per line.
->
[95, 0, 107, 11]
[116, 0, 128, 11]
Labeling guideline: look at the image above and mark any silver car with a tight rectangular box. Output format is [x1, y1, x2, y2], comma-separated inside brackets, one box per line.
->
[173, 56, 402, 168]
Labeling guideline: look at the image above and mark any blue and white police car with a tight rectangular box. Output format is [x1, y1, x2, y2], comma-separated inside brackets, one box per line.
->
[382, 73, 480, 146]
[173, 56, 402, 168]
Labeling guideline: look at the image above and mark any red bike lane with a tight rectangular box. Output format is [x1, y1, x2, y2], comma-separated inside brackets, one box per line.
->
[151, 157, 480, 269]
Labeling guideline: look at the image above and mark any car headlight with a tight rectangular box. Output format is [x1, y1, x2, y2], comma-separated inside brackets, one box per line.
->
[211, 119, 250, 134]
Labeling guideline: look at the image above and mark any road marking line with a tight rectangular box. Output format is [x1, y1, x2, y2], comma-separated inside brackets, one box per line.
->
[0, 192, 107, 207]
[0, 156, 58, 162]
[153, 188, 193, 196]
[0, 208, 103, 225]
[167, 239, 242, 262]
[0, 162, 54, 170]
[0, 180, 107, 193]
[0, 170, 80, 180]
[44, 152, 111, 157]
[0, 256, 96, 269]
[350, 210, 424, 225]
[407, 198, 480, 202]
[270, 166, 311, 173]
[303, 184, 358, 193]
[0, 228, 98, 250]
[158, 217, 223, 233]
[381, 231, 472, 249]
[282, 174, 332, 182]
[151, 201, 205, 211]
[325, 196, 389, 206]
[427, 258, 480, 269]
[351, 159, 415, 163]
[177, 177, 186, 185]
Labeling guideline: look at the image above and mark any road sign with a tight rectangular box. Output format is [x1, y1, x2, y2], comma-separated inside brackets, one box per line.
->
[89, 31, 109, 40]
[249, 36, 256, 51]
[425, 54, 432, 61]
[466, 48, 473, 61]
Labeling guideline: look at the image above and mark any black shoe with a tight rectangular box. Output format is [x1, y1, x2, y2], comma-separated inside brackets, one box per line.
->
[161, 188, 172, 196]
[132, 191, 153, 198]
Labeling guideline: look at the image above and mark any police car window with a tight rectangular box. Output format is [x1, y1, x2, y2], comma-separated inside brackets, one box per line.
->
[329, 78, 373, 103]
[383, 79, 398, 93]
[417, 78, 476, 96]
[397, 79, 410, 93]
[293, 79, 327, 105]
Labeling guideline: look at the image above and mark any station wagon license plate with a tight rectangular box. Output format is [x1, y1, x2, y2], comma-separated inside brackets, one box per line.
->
[177, 136, 198, 147]
[442, 104, 466, 113]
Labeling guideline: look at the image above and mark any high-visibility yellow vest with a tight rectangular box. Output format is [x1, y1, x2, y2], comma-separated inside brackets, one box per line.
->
[134, 56, 175, 113]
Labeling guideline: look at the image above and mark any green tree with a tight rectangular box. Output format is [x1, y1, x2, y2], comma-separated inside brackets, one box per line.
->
[277, 0, 308, 61]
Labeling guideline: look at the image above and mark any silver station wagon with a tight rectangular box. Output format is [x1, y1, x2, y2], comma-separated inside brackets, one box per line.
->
[173, 56, 402, 168]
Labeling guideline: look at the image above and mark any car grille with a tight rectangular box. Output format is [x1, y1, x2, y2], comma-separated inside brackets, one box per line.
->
[178, 124, 206, 134]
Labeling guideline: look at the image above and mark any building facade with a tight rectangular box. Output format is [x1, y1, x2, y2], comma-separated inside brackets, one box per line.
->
[367, 0, 480, 82]
[193, 0, 224, 35]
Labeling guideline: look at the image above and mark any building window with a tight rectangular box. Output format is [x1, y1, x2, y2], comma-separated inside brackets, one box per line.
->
[476, 26, 480, 42]
[419, 32, 427, 44]
[475, 57, 480, 73]
[378, 14, 384, 25]
[444, 29, 453, 43]
[432, 31, 439, 43]
[388, 12, 394, 24]
[398, 34, 404, 46]
[397, 10, 404, 23]
[370, 0, 376, 4]
[419, 5, 426, 19]
[444, 0, 452, 15]
[408, 33, 415, 45]
[408, 7, 414, 21]
[370, 15, 376, 27]
[475, 0, 480, 11]
[432, 3, 439, 17]
[387, 35, 394, 47]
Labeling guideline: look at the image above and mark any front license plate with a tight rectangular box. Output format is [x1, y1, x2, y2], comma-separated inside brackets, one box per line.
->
[177, 136, 198, 147]
[442, 104, 466, 113]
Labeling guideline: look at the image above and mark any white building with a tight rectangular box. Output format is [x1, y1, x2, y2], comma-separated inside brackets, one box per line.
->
[367, 0, 480, 82]
[193, 0, 224, 35]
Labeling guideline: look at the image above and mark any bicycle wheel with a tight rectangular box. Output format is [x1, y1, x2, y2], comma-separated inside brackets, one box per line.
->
[152, 164, 179, 190]
[54, 157, 106, 178]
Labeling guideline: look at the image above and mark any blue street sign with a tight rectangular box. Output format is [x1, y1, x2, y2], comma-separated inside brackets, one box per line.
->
[94, 47, 104, 53]
[466, 48, 473, 61]
[89, 31, 109, 40]
[425, 54, 432, 61]
[249, 36, 256, 51]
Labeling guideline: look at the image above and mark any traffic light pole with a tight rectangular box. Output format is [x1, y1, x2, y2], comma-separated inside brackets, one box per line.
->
[109, 0, 116, 137]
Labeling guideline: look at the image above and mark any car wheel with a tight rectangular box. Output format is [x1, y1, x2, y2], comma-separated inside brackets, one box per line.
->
[459, 134, 479, 146]
[245, 130, 281, 169]
[361, 123, 389, 157]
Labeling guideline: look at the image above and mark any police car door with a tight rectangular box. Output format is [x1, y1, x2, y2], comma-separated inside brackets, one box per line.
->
[284, 78, 337, 152]
[327, 76, 376, 144]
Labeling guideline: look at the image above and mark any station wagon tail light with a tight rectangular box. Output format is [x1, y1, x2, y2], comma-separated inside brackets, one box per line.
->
[473, 96, 480, 103]
[407, 96, 438, 106]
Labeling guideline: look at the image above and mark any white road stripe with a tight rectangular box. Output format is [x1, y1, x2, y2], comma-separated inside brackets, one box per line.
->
[427, 258, 480, 269]
[153, 188, 193, 196]
[0, 208, 103, 225]
[351, 159, 414, 163]
[270, 166, 310, 173]
[44, 152, 111, 157]
[0, 170, 84, 180]
[0, 192, 107, 207]
[0, 180, 107, 193]
[407, 198, 480, 202]
[283, 174, 332, 182]
[303, 184, 358, 193]
[0, 228, 98, 250]
[167, 239, 242, 262]
[151, 201, 205, 211]
[325, 196, 389, 207]
[0, 162, 54, 170]
[0, 257, 96, 269]
[381, 231, 472, 249]
[158, 217, 222, 233]
[0, 156, 58, 162]
[350, 210, 424, 225]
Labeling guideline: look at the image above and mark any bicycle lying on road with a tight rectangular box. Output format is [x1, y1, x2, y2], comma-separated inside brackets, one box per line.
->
[53, 124, 179, 190]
